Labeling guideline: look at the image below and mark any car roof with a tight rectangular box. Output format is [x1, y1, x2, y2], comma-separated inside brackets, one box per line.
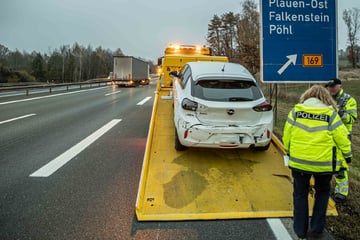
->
[186, 62, 255, 81]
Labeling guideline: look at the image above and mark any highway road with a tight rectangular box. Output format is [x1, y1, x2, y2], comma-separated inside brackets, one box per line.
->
[0, 79, 330, 239]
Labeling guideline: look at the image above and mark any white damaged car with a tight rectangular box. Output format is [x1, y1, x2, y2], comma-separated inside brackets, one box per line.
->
[171, 61, 273, 151]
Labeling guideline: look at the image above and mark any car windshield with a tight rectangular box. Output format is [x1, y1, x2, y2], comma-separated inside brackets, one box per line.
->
[192, 79, 263, 101]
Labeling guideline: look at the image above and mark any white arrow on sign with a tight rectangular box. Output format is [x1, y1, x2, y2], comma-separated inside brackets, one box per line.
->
[277, 54, 297, 75]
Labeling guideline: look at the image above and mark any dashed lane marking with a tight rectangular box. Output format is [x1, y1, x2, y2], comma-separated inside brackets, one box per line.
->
[29, 119, 122, 177]
[105, 90, 121, 96]
[0, 113, 36, 125]
[267, 218, 292, 240]
[137, 96, 152, 105]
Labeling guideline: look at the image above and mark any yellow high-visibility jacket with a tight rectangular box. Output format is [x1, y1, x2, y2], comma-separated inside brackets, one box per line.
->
[335, 89, 358, 134]
[283, 98, 352, 174]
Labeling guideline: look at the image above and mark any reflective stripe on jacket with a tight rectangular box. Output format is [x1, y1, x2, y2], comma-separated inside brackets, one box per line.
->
[336, 89, 358, 133]
[282, 98, 352, 174]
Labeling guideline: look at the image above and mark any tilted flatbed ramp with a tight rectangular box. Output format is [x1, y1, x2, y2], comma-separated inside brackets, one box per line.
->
[135, 87, 337, 221]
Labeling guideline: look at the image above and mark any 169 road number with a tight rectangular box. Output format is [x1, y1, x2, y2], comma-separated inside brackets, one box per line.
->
[303, 54, 323, 67]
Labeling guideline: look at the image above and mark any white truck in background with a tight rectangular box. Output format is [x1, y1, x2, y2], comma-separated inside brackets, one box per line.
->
[111, 56, 150, 87]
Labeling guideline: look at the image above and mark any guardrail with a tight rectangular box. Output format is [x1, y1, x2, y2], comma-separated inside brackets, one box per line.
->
[0, 79, 112, 96]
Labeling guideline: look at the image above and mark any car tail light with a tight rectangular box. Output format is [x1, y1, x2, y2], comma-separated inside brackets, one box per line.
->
[267, 129, 271, 138]
[181, 98, 198, 111]
[253, 101, 273, 112]
[184, 129, 189, 139]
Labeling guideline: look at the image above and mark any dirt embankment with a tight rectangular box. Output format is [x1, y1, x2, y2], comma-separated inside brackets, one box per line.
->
[339, 68, 360, 82]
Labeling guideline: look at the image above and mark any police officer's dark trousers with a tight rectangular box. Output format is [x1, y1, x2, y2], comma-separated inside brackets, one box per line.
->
[292, 170, 333, 237]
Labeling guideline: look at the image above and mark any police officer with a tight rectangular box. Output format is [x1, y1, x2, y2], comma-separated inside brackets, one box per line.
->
[326, 78, 358, 203]
[283, 85, 352, 239]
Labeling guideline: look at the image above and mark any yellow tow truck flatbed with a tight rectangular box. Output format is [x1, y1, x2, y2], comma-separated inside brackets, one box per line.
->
[135, 86, 337, 221]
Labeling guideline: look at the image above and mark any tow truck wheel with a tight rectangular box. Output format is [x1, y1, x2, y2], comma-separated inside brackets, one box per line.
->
[175, 129, 187, 151]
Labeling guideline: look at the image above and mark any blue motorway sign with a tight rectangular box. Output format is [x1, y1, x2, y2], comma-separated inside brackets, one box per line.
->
[260, 0, 337, 83]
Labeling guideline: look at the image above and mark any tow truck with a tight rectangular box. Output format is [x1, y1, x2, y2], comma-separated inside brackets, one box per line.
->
[135, 44, 337, 221]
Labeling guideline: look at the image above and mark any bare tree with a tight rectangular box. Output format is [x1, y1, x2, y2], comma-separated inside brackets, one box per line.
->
[72, 42, 82, 81]
[0, 44, 9, 58]
[60, 45, 70, 82]
[207, 0, 259, 72]
[207, 15, 223, 56]
[207, 13, 240, 60]
[46, 49, 62, 82]
[221, 12, 239, 61]
[343, 8, 360, 68]
[237, 0, 260, 73]
[31, 53, 45, 81]
[113, 48, 124, 56]
[0, 43, 122, 83]
[0, 44, 10, 67]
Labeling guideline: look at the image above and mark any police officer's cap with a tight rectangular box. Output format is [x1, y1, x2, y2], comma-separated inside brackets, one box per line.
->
[325, 78, 342, 87]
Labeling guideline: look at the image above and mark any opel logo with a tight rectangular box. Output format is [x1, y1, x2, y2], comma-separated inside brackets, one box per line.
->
[227, 109, 235, 115]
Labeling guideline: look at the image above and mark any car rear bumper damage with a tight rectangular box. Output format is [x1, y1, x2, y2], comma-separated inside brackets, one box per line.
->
[178, 124, 272, 148]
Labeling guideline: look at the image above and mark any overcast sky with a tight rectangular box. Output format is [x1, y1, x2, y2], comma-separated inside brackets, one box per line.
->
[0, 0, 359, 62]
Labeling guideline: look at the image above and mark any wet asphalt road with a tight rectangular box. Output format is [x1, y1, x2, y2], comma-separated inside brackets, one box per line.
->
[0, 81, 325, 240]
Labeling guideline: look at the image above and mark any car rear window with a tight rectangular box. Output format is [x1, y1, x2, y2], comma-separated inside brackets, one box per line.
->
[192, 79, 263, 101]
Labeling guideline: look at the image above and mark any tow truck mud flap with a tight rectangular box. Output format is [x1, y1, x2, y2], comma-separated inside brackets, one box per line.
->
[135, 90, 337, 221]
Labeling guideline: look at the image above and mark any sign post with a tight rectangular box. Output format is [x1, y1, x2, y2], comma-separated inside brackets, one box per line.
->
[260, 0, 337, 83]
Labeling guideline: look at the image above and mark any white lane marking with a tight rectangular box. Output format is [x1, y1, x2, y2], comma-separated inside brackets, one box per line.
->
[105, 90, 121, 96]
[267, 218, 292, 240]
[0, 87, 108, 105]
[0, 113, 36, 125]
[29, 119, 122, 177]
[136, 96, 152, 105]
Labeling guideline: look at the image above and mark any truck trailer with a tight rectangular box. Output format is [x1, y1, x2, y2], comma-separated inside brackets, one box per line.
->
[112, 56, 150, 87]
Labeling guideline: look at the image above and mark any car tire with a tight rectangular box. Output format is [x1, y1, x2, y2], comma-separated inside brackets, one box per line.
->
[255, 143, 270, 151]
[175, 129, 187, 151]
